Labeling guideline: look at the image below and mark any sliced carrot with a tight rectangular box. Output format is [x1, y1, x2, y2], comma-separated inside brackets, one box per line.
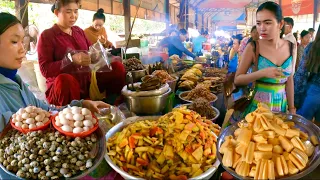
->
[119, 155, 126, 162]
[136, 157, 149, 166]
[119, 138, 128, 148]
[129, 136, 136, 149]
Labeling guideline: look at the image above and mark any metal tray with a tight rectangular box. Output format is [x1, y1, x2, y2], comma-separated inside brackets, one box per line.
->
[0, 127, 106, 180]
[105, 116, 220, 180]
[216, 113, 320, 180]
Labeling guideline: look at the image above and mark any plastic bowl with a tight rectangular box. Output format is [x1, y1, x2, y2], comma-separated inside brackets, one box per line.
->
[10, 116, 52, 134]
[216, 113, 320, 180]
[52, 114, 99, 138]
[179, 91, 218, 104]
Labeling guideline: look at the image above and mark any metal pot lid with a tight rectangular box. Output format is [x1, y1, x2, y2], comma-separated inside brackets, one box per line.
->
[122, 83, 169, 97]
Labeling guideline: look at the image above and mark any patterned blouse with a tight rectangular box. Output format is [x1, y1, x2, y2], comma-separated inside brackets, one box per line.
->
[294, 43, 320, 108]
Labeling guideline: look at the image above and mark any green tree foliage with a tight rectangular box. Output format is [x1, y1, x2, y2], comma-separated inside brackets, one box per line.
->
[0, 0, 15, 14]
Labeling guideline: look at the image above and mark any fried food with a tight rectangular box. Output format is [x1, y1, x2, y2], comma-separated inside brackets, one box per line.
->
[124, 57, 145, 71]
[152, 70, 175, 84]
[188, 98, 217, 119]
[184, 86, 217, 102]
[219, 103, 316, 180]
[138, 75, 162, 91]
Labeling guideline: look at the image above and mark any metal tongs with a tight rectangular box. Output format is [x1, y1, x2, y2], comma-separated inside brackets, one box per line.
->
[126, 72, 135, 91]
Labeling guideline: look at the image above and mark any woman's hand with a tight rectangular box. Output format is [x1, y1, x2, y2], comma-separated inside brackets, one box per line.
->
[72, 52, 91, 66]
[259, 67, 284, 79]
[288, 107, 296, 114]
[82, 100, 110, 114]
[98, 35, 107, 44]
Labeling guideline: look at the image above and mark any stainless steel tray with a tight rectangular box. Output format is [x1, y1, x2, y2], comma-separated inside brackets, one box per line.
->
[217, 112, 320, 180]
[105, 116, 220, 180]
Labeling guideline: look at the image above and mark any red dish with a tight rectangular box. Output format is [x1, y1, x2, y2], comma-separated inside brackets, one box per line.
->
[10, 116, 52, 134]
[52, 113, 99, 138]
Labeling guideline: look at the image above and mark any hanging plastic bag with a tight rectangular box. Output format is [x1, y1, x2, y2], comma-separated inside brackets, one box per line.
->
[89, 40, 112, 72]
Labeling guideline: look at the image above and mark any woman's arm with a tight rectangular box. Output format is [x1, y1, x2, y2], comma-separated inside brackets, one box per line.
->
[234, 43, 264, 86]
[286, 75, 295, 113]
[38, 30, 74, 78]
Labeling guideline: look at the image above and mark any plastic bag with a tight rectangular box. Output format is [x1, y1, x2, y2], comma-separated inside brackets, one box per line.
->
[89, 40, 112, 72]
[60, 40, 112, 73]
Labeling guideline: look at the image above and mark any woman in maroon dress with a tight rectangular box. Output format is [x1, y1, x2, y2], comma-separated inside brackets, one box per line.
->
[38, 0, 125, 106]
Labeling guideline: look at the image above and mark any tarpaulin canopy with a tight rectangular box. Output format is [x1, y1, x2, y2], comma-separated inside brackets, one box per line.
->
[282, 0, 314, 16]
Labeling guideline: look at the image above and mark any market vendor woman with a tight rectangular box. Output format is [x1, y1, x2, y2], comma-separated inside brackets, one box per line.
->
[38, 0, 126, 106]
[84, 8, 113, 48]
[0, 12, 110, 134]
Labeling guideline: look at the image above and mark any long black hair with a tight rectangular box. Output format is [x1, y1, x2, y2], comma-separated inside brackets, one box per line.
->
[306, 25, 320, 73]
[0, 12, 21, 36]
[257, 1, 283, 23]
[93, 8, 105, 22]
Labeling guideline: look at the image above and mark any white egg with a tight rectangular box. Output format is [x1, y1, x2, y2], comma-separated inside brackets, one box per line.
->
[73, 114, 84, 121]
[25, 106, 33, 113]
[60, 117, 69, 125]
[65, 113, 74, 120]
[45, 112, 50, 117]
[83, 127, 90, 132]
[26, 118, 35, 124]
[84, 115, 93, 121]
[12, 114, 16, 119]
[35, 115, 43, 121]
[74, 121, 83, 127]
[81, 108, 91, 116]
[71, 106, 79, 111]
[16, 115, 22, 122]
[61, 125, 72, 132]
[33, 108, 40, 114]
[12, 118, 17, 123]
[68, 120, 75, 128]
[58, 112, 65, 119]
[43, 117, 49, 123]
[22, 120, 26, 124]
[62, 108, 71, 114]
[21, 113, 30, 119]
[36, 122, 44, 127]
[83, 120, 93, 127]
[91, 118, 97, 125]
[18, 108, 25, 115]
[55, 119, 62, 127]
[30, 113, 37, 118]
[15, 122, 22, 127]
[55, 116, 60, 121]
[29, 124, 37, 129]
[21, 124, 28, 129]
[73, 127, 83, 133]
[72, 108, 81, 115]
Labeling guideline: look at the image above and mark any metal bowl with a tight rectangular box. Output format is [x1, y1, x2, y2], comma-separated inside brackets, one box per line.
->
[179, 91, 218, 104]
[127, 69, 147, 82]
[167, 75, 179, 93]
[0, 127, 106, 180]
[105, 116, 221, 180]
[175, 104, 220, 122]
[124, 88, 171, 115]
[216, 113, 320, 180]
